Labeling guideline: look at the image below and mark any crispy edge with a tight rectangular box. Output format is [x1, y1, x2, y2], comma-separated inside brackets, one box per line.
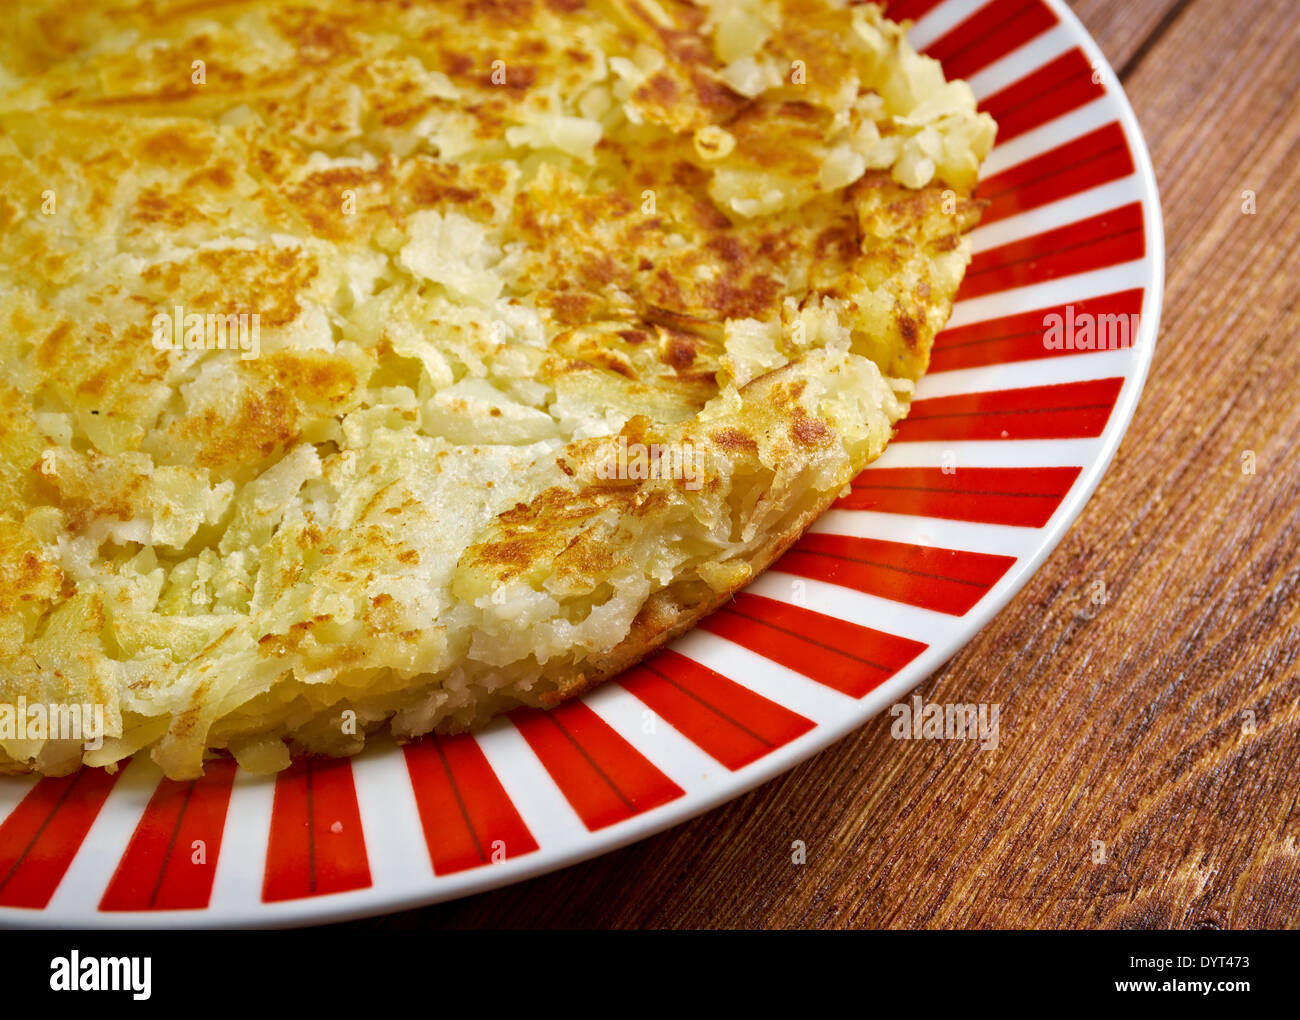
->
[502, 468, 853, 713]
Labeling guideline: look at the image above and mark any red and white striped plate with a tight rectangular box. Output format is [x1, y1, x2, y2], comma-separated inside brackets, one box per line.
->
[0, 0, 1163, 928]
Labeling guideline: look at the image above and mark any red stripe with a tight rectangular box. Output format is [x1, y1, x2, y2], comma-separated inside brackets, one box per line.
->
[263, 756, 371, 903]
[926, 0, 1058, 80]
[777, 533, 1016, 616]
[882, 0, 945, 20]
[839, 465, 1082, 526]
[0, 768, 120, 909]
[699, 592, 927, 698]
[931, 288, 1144, 371]
[980, 48, 1105, 143]
[959, 202, 1144, 300]
[99, 758, 236, 911]
[977, 122, 1134, 225]
[513, 702, 683, 831]
[619, 650, 814, 770]
[893, 376, 1124, 442]
[956, 197, 1149, 296]
[403, 733, 539, 876]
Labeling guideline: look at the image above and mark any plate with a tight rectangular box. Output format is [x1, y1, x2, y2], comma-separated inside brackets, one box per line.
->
[0, 0, 1164, 928]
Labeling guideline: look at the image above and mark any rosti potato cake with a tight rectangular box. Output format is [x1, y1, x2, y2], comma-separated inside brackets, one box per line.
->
[0, 0, 995, 779]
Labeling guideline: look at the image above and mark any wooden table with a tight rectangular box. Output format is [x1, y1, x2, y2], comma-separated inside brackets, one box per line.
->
[346, 0, 1300, 929]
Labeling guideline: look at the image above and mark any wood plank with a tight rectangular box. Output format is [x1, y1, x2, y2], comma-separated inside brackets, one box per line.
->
[1066, 0, 1189, 78]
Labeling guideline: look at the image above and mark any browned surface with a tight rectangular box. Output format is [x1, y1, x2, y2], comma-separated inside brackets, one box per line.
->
[343, 0, 1300, 930]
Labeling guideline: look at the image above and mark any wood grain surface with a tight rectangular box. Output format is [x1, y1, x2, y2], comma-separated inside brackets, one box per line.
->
[344, 0, 1300, 930]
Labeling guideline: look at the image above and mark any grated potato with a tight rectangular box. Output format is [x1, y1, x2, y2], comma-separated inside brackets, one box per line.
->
[0, 0, 993, 779]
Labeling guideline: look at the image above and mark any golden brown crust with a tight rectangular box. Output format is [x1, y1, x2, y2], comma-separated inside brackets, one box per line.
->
[0, 0, 994, 778]
[538, 469, 846, 709]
